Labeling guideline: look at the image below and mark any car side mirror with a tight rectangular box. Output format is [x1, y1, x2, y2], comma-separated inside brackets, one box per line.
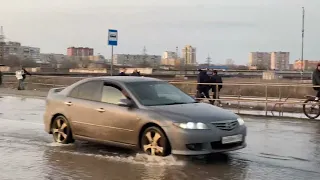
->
[117, 98, 133, 107]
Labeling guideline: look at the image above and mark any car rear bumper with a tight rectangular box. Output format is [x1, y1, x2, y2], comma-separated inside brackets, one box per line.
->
[162, 125, 247, 156]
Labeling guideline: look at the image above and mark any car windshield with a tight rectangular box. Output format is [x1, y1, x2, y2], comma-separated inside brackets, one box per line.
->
[125, 81, 197, 106]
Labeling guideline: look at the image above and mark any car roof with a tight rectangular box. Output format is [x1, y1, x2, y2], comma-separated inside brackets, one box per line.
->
[85, 76, 164, 83]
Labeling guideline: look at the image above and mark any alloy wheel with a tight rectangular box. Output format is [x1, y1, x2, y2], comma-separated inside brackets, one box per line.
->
[52, 117, 69, 143]
[141, 127, 170, 156]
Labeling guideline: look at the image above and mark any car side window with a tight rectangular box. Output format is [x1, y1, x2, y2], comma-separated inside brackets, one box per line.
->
[69, 81, 102, 101]
[101, 84, 126, 104]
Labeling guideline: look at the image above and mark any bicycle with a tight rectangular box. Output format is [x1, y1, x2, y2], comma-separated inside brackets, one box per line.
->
[302, 95, 320, 119]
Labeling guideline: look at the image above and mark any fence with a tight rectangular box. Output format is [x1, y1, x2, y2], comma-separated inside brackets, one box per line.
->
[0, 75, 318, 117]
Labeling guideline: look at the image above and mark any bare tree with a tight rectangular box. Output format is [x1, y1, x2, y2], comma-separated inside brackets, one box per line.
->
[21, 58, 37, 67]
[78, 56, 90, 68]
[3, 55, 21, 67]
[60, 59, 78, 69]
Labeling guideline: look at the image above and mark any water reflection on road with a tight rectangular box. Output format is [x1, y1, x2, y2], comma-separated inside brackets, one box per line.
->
[0, 96, 319, 180]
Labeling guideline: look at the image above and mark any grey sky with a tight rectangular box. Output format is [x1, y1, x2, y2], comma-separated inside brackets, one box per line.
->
[1, 0, 319, 64]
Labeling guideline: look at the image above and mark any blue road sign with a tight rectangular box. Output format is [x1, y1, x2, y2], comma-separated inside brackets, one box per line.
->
[108, 29, 118, 46]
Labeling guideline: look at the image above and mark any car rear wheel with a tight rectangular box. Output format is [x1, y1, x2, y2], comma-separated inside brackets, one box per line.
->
[51, 116, 74, 144]
[141, 126, 170, 156]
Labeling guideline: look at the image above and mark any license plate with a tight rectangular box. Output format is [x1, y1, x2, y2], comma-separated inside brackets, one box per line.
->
[222, 134, 243, 144]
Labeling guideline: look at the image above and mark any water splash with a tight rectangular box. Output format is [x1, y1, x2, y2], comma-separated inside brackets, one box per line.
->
[57, 150, 186, 166]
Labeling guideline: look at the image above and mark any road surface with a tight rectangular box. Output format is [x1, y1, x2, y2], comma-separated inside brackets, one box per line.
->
[0, 96, 319, 180]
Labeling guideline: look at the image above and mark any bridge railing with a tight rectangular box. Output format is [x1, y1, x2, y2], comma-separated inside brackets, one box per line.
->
[1, 75, 319, 117]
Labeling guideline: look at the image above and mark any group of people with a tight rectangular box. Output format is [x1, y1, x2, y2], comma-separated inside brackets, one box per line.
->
[15, 67, 31, 90]
[118, 68, 141, 76]
[196, 69, 223, 106]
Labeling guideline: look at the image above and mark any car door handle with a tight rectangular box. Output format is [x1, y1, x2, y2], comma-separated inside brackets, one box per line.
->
[96, 108, 105, 112]
[64, 102, 72, 106]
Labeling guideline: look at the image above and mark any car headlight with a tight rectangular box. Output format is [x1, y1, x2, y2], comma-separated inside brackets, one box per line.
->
[174, 122, 210, 130]
[237, 118, 245, 126]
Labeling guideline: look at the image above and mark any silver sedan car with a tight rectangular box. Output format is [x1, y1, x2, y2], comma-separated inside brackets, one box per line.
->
[44, 76, 247, 156]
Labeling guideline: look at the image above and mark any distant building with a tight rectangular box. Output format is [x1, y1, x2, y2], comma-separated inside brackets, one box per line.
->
[162, 51, 177, 59]
[248, 52, 271, 69]
[161, 58, 181, 66]
[67, 47, 94, 57]
[182, 45, 196, 65]
[161, 51, 180, 66]
[270, 52, 290, 70]
[1, 41, 40, 61]
[89, 55, 105, 61]
[113, 54, 161, 67]
[294, 60, 319, 71]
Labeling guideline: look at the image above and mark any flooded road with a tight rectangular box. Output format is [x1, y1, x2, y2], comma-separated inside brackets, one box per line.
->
[0, 96, 319, 180]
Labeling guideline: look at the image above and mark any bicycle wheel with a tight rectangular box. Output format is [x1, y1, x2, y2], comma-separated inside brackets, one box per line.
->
[303, 99, 320, 119]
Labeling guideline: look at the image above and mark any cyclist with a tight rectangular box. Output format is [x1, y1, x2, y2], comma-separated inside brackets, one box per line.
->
[312, 62, 320, 101]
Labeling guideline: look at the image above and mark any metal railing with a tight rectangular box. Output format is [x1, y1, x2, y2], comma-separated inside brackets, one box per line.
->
[0, 75, 318, 117]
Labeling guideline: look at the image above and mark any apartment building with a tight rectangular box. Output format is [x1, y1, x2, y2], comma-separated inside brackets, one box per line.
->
[270, 52, 290, 70]
[182, 45, 196, 65]
[67, 47, 94, 57]
[1, 41, 40, 61]
[248, 52, 271, 69]
[294, 60, 319, 71]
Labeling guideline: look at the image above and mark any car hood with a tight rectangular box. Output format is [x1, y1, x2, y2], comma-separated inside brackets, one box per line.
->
[147, 103, 238, 123]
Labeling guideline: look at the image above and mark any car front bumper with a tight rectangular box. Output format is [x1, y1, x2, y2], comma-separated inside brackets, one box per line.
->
[162, 125, 247, 155]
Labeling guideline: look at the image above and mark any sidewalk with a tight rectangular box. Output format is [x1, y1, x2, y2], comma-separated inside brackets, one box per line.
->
[0, 88, 48, 98]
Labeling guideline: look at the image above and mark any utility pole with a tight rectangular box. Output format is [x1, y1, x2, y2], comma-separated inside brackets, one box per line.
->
[206, 54, 212, 67]
[301, 7, 305, 72]
[142, 46, 147, 66]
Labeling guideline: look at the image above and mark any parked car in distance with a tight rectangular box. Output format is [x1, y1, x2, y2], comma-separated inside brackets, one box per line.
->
[44, 76, 247, 156]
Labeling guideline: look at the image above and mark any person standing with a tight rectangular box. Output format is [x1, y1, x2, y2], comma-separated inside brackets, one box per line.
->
[312, 63, 320, 101]
[118, 68, 128, 76]
[210, 70, 223, 106]
[15, 67, 31, 90]
[131, 69, 141, 76]
[0, 70, 2, 86]
[196, 69, 211, 102]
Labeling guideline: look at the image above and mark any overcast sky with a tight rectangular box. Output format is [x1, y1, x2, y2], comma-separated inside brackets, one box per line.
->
[0, 0, 319, 64]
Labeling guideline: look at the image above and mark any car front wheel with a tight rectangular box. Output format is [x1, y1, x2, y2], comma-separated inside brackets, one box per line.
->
[141, 126, 170, 156]
[51, 115, 74, 144]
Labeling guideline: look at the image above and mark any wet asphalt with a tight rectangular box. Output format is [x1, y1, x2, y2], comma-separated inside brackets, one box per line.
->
[0, 96, 319, 180]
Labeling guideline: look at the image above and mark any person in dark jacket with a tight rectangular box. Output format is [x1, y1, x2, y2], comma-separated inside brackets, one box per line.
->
[22, 67, 31, 80]
[0, 70, 2, 86]
[131, 69, 141, 76]
[196, 69, 211, 102]
[118, 68, 128, 76]
[312, 63, 320, 100]
[210, 70, 223, 106]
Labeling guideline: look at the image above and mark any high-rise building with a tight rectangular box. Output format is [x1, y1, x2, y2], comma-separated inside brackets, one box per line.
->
[270, 52, 290, 70]
[248, 52, 271, 69]
[182, 45, 196, 65]
[67, 47, 94, 57]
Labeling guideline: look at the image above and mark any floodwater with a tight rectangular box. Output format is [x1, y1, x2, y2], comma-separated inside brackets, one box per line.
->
[0, 96, 319, 180]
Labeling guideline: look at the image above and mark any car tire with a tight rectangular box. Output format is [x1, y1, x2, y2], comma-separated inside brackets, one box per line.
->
[140, 126, 170, 156]
[51, 115, 74, 144]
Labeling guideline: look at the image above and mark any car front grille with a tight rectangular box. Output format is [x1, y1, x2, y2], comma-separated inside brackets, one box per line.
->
[211, 120, 238, 131]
